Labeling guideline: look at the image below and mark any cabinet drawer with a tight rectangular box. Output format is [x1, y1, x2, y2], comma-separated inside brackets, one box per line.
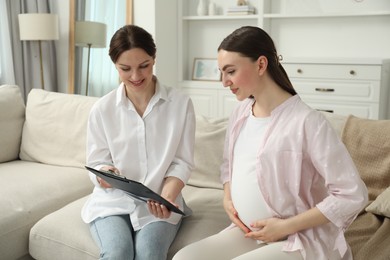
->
[292, 79, 380, 102]
[181, 88, 219, 118]
[303, 100, 379, 119]
[283, 63, 381, 80]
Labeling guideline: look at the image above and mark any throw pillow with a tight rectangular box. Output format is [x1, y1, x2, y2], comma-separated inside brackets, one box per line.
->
[365, 186, 390, 218]
[341, 115, 390, 201]
[187, 116, 228, 190]
[20, 89, 98, 168]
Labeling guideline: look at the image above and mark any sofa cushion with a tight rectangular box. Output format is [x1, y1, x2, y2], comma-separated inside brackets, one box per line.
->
[0, 85, 25, 163]
[365, 187, 390, 218]
[321, 111, 346, 137]
[0, 161, 93, 260]
[29, 185, 229, 260]
[29, 196, 99, 260]
[19, 90, 98, 168]
[168, 185, 230, 259]
[187, 116, 228, 189]
[341, 115, 390, 201]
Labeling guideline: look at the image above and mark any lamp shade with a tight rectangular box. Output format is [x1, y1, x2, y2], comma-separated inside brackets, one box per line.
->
[75, 21, 107, 48]
[18, 13, 59, 41]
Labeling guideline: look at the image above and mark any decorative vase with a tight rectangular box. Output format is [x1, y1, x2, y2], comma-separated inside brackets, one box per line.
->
[208, 2, 216, 15]
[197, 0, 208, 16]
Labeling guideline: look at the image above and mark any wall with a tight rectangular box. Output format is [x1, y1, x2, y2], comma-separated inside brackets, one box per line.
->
[133, 0, 178, 87]
[272, 16, 390, 60]
[56, 1, 390, 93]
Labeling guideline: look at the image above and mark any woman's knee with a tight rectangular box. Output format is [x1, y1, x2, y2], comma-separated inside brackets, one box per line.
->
[100, 246, 133, 260]
[90, 215, 134, 259]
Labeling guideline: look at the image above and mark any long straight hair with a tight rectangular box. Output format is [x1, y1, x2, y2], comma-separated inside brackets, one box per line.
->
[218, 26, 296, 96]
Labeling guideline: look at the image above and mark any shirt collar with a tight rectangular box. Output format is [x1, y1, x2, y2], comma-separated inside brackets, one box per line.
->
[242, 95, 300, 118]
[115, 77, 168, 109]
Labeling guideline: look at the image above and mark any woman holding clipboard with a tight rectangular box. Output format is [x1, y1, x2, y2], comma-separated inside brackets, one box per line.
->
[81, 25, 195, 260]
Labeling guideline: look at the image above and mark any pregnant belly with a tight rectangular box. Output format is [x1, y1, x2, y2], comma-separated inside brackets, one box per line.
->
[231, 179, 272, 231]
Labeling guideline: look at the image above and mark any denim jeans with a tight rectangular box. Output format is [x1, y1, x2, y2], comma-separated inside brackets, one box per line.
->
[90, 215, 181, 260]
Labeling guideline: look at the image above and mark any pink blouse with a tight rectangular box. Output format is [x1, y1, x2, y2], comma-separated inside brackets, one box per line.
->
[220, 95, 368, 260]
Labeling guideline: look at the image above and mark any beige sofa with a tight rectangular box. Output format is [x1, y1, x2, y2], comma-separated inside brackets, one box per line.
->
[0, 85, 95, 259]
[1, 85, 389, 260]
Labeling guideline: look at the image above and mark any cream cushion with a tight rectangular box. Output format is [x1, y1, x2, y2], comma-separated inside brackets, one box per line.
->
[168, 185, 229, 259]
[19, 90, 98, 168]
[187, 116, 228, 189]
[365, 187, 390, 218]
[0, 161, 93, 259]
[0, 85, 25, 163]
[29, 195, 99, 260]
[29, 186, 229, 260]
[321, 111, 345, 137]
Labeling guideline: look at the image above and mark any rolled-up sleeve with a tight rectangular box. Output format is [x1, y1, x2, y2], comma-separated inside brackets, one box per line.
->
[306, 113, 368, 229]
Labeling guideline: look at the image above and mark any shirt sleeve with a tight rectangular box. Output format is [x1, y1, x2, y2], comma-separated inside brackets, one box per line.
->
[165, 99, 196, 184]
[86, 104, 114, 185]
[305, 112, 368, 229]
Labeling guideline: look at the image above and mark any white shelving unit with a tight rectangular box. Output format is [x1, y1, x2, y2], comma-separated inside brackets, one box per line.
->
[176, 0, 390, 118]
[282, 58, 390, 119]
[178, 0, 262, 118]
[263, 11, 390, 19]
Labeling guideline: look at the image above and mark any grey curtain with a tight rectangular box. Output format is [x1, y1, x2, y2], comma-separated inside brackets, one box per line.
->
[7, 0, 58, 101]
[74, 0, 86, 95]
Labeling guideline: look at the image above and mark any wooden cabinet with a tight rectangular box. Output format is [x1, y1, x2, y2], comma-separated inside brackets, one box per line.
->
[282, 58, 390, 119]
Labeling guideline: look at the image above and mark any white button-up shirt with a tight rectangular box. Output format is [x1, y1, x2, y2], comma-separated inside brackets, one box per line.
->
[81, 79, 195, 230]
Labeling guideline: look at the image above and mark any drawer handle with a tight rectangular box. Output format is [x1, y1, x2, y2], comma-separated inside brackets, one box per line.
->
[315, 88, 335, 92]
[317, 109, 334, 113]
[297, 69, 303, 74]
[349, 70, 356, 75]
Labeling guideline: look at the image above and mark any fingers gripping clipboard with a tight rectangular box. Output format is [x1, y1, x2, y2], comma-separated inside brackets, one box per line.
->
[85, 166, 185, 216]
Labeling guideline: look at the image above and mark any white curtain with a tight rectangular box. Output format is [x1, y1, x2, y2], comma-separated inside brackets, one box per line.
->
[81, 0, 126, 97]
[0, 0, 16, 85]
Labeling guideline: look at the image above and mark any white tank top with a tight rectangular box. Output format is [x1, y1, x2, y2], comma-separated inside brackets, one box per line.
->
[231, 113, 272, 231]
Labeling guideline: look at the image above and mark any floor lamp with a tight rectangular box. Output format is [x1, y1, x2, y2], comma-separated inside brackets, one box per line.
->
[75, 21, 107, 96]
[18, 13, 59, 90]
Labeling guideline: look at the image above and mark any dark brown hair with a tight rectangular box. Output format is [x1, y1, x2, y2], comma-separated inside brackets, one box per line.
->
[218, 26, 296, 96]
[109, 25, 156, 63]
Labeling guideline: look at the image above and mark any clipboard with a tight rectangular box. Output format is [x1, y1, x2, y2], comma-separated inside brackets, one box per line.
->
[85, 166, 185, 215]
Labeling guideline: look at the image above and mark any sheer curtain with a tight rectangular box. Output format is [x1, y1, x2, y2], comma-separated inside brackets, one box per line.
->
[0, 0, 58, 100]
[81, 0, 126, 97]
[0, 0, 16, 85]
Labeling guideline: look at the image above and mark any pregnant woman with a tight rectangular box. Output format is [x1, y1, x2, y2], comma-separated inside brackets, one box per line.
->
[173, 26, 368, 260]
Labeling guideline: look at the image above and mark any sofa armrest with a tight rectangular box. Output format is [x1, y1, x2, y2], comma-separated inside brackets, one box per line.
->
[0, 85, 25, 162]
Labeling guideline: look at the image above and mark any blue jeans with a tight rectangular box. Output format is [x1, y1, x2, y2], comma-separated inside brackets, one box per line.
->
[90, 215, 181, 260]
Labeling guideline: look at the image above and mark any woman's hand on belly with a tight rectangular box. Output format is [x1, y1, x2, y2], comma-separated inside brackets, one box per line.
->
[224, 195, 251, 234]
[245, 217, 288, 243]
